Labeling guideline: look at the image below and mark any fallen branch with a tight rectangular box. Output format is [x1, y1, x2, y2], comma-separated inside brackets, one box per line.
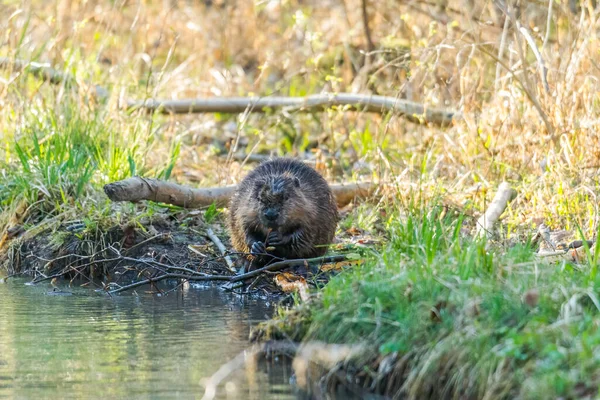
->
[206, 228, 235, 273]
[0, 57, 72, 85]
[103, 177, 377, 208]
[0, 57, 459, 125]
[128, 94, 458, 126]
[475, 182, 517, 239]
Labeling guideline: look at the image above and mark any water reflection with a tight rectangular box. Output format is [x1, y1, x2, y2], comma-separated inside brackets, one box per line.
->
[0, 279, 295, 399]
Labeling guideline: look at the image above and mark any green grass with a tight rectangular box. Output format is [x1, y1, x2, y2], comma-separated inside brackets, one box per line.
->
[275, 203, 600, 398]
[0, 94, 181, 218]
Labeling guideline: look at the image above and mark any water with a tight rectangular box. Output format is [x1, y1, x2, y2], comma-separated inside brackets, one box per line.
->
[0, 279, 296, 399]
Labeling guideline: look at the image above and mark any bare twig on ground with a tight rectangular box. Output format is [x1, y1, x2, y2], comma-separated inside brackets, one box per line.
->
[475, 182, 517, 239]
[104, 177, 377, 209]
[123, 233, 171, 254]
[206, 228, 235, 273]
[230, 255, 349, 283]
[32, 241, 351, 295]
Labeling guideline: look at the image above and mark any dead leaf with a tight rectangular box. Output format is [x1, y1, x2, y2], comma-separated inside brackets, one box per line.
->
[346, 226, 363, 236]
[188, 244, 212, 256]
[274, 272, 309, 301]
[320, 259, 362, 272]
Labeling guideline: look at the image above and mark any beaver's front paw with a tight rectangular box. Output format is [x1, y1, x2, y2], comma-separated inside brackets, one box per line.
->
[266, 231, 283, 247]
[251, 241, 267, 255]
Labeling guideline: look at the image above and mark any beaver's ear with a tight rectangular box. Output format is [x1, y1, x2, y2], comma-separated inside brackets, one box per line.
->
[293, 177, 300, 188]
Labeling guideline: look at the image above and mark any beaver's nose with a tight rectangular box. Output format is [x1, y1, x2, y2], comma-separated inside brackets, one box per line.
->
[264, 208, 279, 221]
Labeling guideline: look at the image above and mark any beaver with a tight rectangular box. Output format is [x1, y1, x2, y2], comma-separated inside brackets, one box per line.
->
[228, 158, 338, 268]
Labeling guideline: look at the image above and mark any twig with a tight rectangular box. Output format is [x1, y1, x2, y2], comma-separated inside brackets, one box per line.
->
[475, 182, 517, 239]
[0, 56, 72, 85]
[494, 10, 511, 94]
[205, 228, 235, 273]
[32, 256, 122, 284]
[542, 0, 553, 51]
[361, 0, 375, 53]
[112, 249, 229, 278]
[517, 24, 550, 93]
[230, 255, 349, 283]
[490, 1, 554, 137]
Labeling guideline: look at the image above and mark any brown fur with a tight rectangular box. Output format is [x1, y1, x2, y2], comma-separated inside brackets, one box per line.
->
[228, 158, 338, 266]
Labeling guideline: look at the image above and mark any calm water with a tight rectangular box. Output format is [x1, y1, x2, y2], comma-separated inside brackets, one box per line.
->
[0, 279, 296, 399]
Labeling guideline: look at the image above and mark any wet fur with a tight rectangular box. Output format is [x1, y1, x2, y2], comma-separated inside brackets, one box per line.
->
[228, 158, 338, 266]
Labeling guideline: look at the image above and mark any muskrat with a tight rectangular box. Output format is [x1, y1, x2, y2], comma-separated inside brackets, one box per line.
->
[228, 158, 338, 268]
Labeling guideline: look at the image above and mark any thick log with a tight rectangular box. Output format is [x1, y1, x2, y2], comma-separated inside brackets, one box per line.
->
[103, 177, 376, 209]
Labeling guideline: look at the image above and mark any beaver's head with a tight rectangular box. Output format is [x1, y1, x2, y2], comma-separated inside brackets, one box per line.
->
[253, 175, 302, 230]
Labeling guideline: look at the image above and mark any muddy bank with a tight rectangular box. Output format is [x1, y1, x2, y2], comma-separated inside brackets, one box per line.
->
[0, 206, 352, 299]
[1, 211, 230, 286]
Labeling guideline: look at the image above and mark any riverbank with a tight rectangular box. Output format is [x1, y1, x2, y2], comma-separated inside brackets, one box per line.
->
[251, 204, 600, 399]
